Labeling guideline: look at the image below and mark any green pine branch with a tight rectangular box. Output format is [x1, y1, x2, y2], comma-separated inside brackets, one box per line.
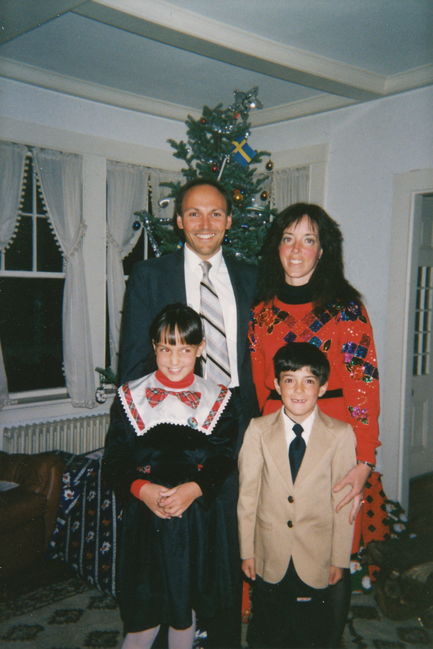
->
[144, 90, 277, 263]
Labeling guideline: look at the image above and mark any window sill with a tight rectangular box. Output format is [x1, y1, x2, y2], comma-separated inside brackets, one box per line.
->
[1, 393, 115, 432]
[6, 390, 70, 407]
[5, 387, 116, 408]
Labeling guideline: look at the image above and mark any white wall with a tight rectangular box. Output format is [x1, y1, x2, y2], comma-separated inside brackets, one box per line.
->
[1, 77, 433, 502]
[253, 86, 433, 501]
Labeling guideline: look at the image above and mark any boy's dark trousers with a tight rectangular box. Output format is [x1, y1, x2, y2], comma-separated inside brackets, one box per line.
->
[247, 561, 329, 649]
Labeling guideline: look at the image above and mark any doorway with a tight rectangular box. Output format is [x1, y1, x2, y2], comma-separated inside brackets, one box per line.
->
[383, 169, 433, 512]
[409, 193, 433, 478]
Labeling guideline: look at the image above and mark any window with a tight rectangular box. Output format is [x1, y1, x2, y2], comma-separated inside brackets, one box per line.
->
[0, 153, 65, 393]
[413, 265, 432, 376]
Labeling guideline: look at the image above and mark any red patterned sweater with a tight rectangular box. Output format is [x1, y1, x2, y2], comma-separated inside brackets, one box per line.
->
[249, 298, 380, 464]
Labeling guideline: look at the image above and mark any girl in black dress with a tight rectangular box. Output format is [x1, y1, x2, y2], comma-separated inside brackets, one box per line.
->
[104, 304, 238, 649]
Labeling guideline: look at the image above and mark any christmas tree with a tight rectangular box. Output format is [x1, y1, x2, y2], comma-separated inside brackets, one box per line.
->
[136, 87, 275, 264]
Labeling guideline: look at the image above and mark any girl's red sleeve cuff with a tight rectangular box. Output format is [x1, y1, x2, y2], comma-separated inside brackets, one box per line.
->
[130, 479, 150, 499]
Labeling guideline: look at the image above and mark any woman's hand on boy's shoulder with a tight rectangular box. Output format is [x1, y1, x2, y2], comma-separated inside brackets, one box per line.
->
[333, 462, 372, 523]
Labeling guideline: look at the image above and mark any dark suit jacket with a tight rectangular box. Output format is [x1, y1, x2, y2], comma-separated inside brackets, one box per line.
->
[118, 249, 258, 436]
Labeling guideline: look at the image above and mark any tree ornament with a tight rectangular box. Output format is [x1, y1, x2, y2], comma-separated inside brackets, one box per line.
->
[231, 87, 263, 119]
[132, 220, 142, 230]
[260, 190, 269, 201]
[135, 211, 162, 257]
[158, 88, 276, 263]
[158, 197, 171, 209]
[266, 159, 274, 171]
[95, 386, 107, 404]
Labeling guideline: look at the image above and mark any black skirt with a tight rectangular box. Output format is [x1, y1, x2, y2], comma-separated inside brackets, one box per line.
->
[104, 404, 239, 633]
[119, 483, 238, 632]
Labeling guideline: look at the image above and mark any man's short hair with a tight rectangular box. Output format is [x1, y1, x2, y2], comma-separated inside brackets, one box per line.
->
[174, 177, 232, 216]
[273, 342, 330, 386]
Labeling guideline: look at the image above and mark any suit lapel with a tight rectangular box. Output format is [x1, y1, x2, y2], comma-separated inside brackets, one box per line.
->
[266, 410, 293, 486]
[171, 249, 187, 302]
[224, 254, 247, 362]
[295, 410, 330, 485]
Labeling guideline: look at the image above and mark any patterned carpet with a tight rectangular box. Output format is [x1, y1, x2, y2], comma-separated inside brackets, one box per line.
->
[0, 578, 121, 649]
[0, 576, 431, 649]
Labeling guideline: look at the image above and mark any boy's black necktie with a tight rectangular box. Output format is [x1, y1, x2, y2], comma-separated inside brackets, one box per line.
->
[289, 423, 305, 482]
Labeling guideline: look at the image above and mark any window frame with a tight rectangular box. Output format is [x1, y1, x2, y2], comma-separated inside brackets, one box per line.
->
[0, 150, 66, 401]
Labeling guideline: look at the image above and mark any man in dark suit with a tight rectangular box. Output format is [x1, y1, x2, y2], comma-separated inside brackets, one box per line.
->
[118, 177, 258, 648]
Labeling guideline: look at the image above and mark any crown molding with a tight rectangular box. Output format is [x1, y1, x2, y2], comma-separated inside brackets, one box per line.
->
[0, 57, 357, 126]
[0, 116, 183, 169]
[76, 0, 386, 100]
[2, 56, 432, 129]
[385, 63, 433, 94]
[251, 95, 356, 126]
[0, 57, 201, 123]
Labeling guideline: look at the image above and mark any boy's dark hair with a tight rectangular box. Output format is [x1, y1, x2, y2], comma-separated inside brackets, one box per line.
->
[174, 177, 232, 217]
[150, 303, 203, 346]
[273, 342, 330, 386]
[255, 202, 362, 310]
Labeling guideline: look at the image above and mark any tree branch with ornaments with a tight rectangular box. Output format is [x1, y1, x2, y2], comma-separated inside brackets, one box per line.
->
[134, 87, 276, 264]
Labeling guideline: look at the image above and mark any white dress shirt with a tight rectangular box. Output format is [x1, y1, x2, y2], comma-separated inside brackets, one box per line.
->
[183, 245, 239, 387]
[282, 406, 318, 449]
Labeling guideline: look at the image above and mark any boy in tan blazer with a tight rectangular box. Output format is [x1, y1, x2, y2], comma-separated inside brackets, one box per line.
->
[238, 342, 356, 648]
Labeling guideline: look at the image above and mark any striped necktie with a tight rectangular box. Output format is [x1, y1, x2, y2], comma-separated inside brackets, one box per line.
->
[199, 260, 231, 386]
[289, 423, 305, 482]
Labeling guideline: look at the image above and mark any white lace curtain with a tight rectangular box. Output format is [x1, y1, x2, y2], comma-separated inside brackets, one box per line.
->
[0, 141, 27, 408]
[106, 162, 183, 373]
[107, 162, 153, 373]
[33, 148, 96, 407]
[271, 166, 310, 212]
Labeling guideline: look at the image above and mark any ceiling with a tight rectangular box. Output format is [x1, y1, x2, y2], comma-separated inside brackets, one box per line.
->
[1, 0, 433, 126]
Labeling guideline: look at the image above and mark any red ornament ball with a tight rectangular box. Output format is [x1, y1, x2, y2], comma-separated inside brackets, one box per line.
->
[211, 164, 219, 173]
[200, 117, 207, 124]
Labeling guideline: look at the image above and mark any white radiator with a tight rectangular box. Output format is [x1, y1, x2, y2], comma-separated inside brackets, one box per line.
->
[3, 413, 111, 455]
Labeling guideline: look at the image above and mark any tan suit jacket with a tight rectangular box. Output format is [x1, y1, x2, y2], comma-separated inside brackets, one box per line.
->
[237, 407, 356, 589]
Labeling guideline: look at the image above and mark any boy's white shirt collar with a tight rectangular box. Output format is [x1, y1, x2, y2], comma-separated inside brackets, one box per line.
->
[282, 406, 318, 447]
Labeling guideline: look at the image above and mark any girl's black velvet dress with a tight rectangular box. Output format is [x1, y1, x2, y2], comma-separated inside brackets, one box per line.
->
[103, 375, 238, 633]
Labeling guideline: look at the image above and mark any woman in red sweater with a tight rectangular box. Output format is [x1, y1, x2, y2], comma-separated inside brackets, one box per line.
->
[249, 203, 381, 644]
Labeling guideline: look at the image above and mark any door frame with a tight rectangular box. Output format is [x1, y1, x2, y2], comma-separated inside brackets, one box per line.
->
[383, 169, 433, 511]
